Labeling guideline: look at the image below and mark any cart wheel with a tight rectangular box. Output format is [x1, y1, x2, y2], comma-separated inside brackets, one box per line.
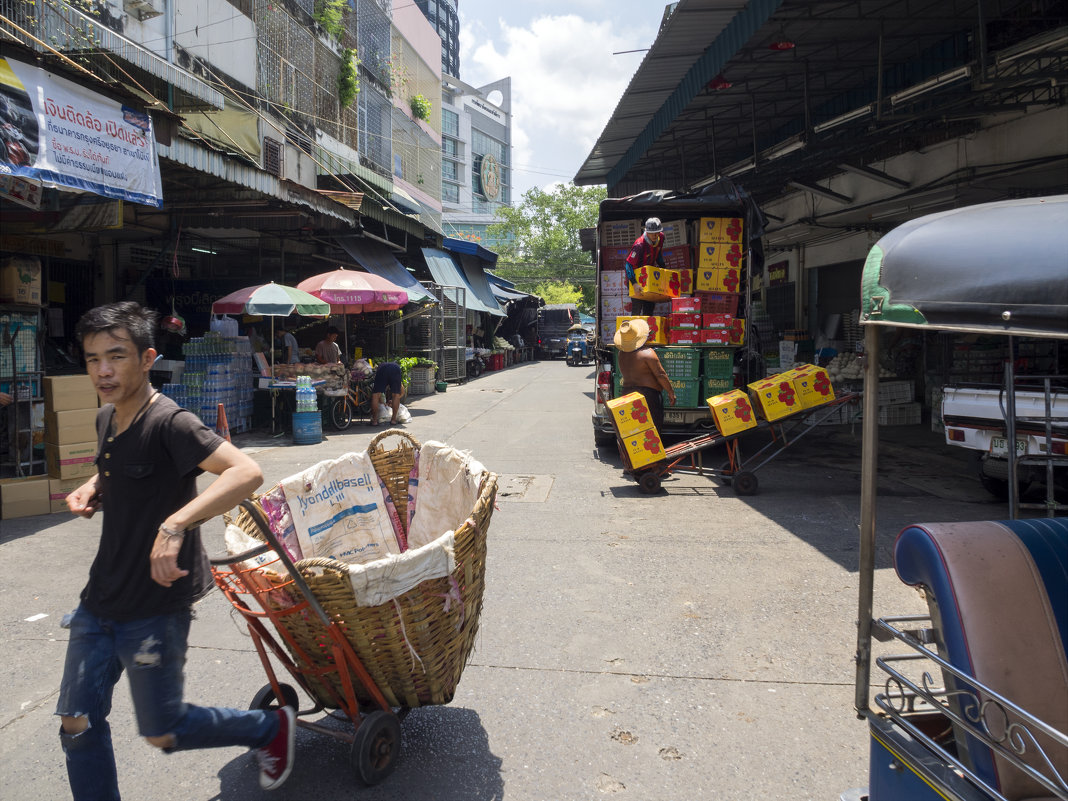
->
[249, 683, 300, 712]
[330, 398, 352, 430]
[733, 471, 759, 496]
[638, 471, 662, 494]
[351, 710, 402, 786]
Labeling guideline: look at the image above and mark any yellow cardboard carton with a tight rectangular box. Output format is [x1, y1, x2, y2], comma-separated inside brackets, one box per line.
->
[46, 441, 98, 480]
[780, 365, 836, 409]
[0, 477, 50, 519]
[696, 242, 745, 270]
[620, 427, 666, 469]
[628, 265, 684, 302]
[747, 374, 803, 421]
[697, 216, 745, 244]
[695, 266, 742, 293]
[614, 316, 667, 345]
[606, 392, 657, 438]
[707, 389, 759, 437]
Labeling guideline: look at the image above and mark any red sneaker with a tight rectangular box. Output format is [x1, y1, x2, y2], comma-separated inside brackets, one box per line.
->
[256, 707, 295, 790]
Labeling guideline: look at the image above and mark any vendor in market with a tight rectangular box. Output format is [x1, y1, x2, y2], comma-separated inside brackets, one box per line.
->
[315, 326, 342, 365]
[275, 325, 300, 364]
[616, 318, 675, 431]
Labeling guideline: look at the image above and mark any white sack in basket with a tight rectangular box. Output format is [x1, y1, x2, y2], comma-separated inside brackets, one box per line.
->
[279, 451, 400, 565]
[225, 523, 277, 570]
[345, 530, 456, 607]
[406, 441, 487, 550]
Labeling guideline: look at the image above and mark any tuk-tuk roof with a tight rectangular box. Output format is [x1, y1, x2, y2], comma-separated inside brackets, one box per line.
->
[860, 196, 1068, 339]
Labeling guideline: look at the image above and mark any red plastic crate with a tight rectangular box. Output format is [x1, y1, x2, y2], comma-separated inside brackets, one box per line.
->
[696, 292, 740, 316]
[661, 245, 692, 271]
[601, 247, 630, 270]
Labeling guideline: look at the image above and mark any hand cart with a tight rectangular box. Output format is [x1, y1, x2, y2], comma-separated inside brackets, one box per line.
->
[210, 500, 405, 785]
[623, 392, 860, 495]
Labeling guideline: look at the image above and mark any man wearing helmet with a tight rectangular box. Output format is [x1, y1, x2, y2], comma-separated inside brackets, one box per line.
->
[624, 218, 667, 315]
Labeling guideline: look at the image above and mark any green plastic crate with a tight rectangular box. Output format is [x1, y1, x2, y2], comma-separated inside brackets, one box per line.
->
[654, 346, 701, 379]
[663, 378, 701, 408]
[702, 347, 735, 380]
[702, 377, 734, 402]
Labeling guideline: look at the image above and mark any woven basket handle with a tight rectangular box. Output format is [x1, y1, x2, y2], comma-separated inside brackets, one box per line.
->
[293, 557, 350, 577]
[369, 428, 422, 454]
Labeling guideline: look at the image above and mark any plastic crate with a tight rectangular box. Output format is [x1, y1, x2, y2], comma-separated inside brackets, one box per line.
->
[702, 377, 733, 400]
[702, 348, 735, 380]
[878, 401, 922, 425]
[664, 378, 701, 408]
[601, 220, 641, 248]
[661, 219, 688, 248]
[654, 347, 701, 379]
[877, 380, 914, 405]
[696, 292, 741, 315]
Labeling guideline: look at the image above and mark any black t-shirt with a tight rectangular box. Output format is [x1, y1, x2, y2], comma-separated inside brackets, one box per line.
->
[81, 394, 224, 621]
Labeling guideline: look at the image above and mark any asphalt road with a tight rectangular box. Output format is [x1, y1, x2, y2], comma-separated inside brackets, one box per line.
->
[0, 360, 1005, 800]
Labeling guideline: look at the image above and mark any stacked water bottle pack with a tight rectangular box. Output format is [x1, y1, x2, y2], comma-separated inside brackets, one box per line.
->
[295, 375, 318, 413]
[161, 332, 256, 434]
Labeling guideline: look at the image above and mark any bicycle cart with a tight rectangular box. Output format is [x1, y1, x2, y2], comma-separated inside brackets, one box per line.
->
[623, 392, 860, 494]
[210, 431, 498, 785]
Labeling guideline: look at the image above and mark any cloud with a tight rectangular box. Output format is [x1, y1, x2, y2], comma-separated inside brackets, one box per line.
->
[460, 13, 652, 195]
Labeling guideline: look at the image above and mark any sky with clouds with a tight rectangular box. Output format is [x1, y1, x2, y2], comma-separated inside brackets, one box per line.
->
[455, 0, 666, 199]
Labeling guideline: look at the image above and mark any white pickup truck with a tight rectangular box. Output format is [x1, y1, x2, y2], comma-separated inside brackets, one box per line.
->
[941, 383, 1067, 496]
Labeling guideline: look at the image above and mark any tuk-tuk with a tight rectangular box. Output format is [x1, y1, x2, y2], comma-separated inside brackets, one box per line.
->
[847, 196, 1068, 801]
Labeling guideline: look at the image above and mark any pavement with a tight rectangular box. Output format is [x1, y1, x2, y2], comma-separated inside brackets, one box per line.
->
[0, 360, 1013, 800]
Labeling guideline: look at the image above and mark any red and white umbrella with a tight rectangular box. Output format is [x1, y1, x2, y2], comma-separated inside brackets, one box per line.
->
[296, 267, 408, 313]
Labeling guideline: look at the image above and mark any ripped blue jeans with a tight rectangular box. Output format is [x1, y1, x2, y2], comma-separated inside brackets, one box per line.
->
[56, 605, 278, 801]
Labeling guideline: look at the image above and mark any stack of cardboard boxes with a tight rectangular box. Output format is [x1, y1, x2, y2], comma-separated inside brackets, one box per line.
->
[44, 376, 99, 513]
[605, 392, 666, 470]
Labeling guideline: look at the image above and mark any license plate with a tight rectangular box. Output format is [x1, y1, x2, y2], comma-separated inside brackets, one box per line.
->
[665, 411, 685, 423]
[990, 436, 1027, 457]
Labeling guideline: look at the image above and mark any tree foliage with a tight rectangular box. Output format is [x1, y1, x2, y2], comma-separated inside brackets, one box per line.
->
[488, 183, 605, 313]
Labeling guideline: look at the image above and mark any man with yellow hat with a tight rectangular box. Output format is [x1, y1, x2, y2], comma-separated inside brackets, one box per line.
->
[615, 318, 675, 432]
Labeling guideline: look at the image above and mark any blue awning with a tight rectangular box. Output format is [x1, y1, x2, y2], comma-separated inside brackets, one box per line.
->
[421, 248, 505, 316]
[442, 237, 499, 266]
[334, 236, 435, 303]
[456, 253, 510, 314]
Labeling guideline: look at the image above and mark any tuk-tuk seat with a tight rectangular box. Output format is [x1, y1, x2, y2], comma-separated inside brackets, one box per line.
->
[893, 518, 1068, 801]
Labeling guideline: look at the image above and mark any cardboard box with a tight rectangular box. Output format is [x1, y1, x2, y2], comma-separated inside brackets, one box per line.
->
[671, 296, 701, 313]
[748, 375, 803, 421]
[707, 389, 759, 437]
[697, 242, 745, 270]
[669, 313, 702, 330]
[46, 441, 98, 480]
[628, 266, 684, 302]
[698, 216, 745, 244]
[702, 313, 733, 329]
[48, 477, 85, 514]
[781, 365, 836, 409]
[0, 256, 43, 305]
[45, 408, 98, 445]
[620, 427, 666, 469]
[695, 266, 742, 293]
[0, 477, 50, 519]
[43, 375, 97, 412]
[701, 329, 732, 345]
[668, 328, 701, 345]
[614, 316, 667, 345]
[677, 268, 694, 296]
[600, 269, 626, 293]
[606, 392, 657, 438]
[728, 318, 746, 346]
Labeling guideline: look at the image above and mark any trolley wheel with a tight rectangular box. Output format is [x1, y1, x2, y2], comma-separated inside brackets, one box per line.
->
[330, 398, 353, 431]
[351, 710, 402, 786]
[638, 471, 662, 494]
[733, 470, 759, 496]
[249, 683, 300, 712]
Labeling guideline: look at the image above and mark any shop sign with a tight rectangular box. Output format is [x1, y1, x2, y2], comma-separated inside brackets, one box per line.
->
[464, 96, 504, 123]
[768, 259, 789, 286]
[0, 57, 163, 207]
[0, 174, 42, 209]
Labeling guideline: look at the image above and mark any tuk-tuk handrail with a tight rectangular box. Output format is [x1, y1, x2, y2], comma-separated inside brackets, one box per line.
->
[873, 617, 1068, 799]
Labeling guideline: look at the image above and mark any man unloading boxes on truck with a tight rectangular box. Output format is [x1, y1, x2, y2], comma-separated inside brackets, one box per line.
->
[615, 318, 675, 431]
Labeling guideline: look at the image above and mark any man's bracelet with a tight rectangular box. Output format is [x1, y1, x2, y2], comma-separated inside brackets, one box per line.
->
[159, 523, 186, 541]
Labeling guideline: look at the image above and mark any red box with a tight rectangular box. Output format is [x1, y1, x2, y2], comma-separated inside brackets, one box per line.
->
[671, 296, 701, 313]
[670, 313, 701, 330]
[601, 247, 630, 270]
[701, 329, 732, 345]
[668, 329, 701, 345]
[702, 313, 733, 329]
[661, 246, 692, 271]
[696, 292, 740, 316]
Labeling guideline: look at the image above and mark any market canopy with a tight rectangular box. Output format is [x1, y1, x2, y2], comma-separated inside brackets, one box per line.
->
[334, 235, 435, 304]
[860, 196, 1068, 338]
[211, 282, 329, 317]
[421, 248, 505, 317]
[296, 268, 408, 313]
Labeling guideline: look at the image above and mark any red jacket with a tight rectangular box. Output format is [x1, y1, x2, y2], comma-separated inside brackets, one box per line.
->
[625, 232, 666, 273]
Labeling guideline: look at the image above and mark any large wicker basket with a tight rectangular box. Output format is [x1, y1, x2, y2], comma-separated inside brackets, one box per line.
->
[228, 430, 497, 709]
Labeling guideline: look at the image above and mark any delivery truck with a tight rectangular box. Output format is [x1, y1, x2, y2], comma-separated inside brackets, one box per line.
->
[591, 183, 765, 446]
